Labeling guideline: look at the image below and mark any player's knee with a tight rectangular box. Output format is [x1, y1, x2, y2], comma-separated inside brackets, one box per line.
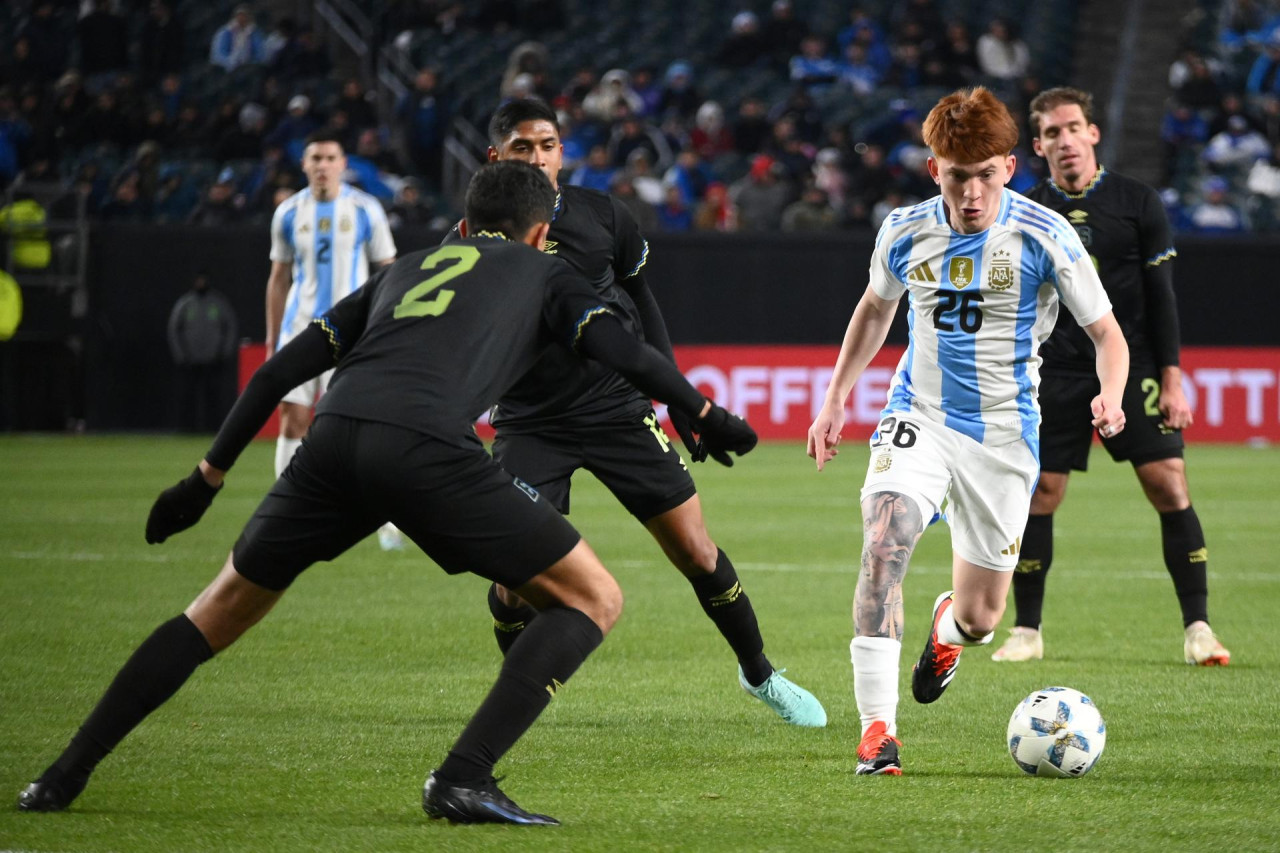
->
[1136, 460, 1190, 512]
[583, 573, 623, 634]
[673, 534, 719, 575]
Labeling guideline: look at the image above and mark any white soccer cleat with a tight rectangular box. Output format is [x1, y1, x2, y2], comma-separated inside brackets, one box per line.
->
[991, 627, 1043, 662]
[377, 523, 405, 551]
[1184, 623, 1230, 666]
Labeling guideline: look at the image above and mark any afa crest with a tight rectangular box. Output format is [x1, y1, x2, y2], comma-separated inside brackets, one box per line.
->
[873, 453, 892, 473]
[339, 217, 353, 232]
[988, 249, 1014, 291]
[948, 257, 974, 289]
[318, 216, 332, 233]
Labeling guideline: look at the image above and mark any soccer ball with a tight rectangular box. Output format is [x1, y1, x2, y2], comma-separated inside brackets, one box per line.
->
[1007, 686, 1106, 778]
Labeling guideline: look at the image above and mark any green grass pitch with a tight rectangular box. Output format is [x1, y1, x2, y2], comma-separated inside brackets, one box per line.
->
[1, 435, 1277, 852]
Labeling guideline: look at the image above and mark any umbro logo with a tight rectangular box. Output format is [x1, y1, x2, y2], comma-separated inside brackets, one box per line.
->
[709, 582, 743, 606]
[545, 678, 565, 699]
[906, 261, 936, 283]
[1067, 210, 1089, 223]
[542, 239, 559, 255]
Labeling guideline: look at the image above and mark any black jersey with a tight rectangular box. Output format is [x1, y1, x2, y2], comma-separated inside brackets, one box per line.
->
[313, 234, 613, 447]
[1025, 168, 1180, 377]
[446, 185, 654, 432]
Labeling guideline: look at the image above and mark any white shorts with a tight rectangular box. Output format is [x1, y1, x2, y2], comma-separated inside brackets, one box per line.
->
[280, 367, 335, 408]
[859, 411, 1039, 571]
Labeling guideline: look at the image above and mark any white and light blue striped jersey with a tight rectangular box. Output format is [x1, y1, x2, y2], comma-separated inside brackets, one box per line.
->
[869, 189, 1112, 447]
[269, 184, 396, 350]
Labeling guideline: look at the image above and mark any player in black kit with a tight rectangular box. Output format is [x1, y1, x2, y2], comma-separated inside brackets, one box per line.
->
[458, 99, 827, 727]
[990, 87, 1230, 667]
[17, 162, 758, 826]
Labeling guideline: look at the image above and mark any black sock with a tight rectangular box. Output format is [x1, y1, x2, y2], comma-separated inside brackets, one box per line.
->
[487, 583, 537, 656]
[42, 614, 214, 785]
[438, 606, 603, 784]
[1160, 506, 1209, 626]
[689, 550, 771, 686]
[1011, 514, 1053, 630]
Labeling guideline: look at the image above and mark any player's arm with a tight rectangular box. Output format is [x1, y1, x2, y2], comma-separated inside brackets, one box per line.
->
[1138, 192, 1192, 429]
[808, 287, 900, 471]
[1082, 311, 1129, 439]
[264, 260, 291, 354]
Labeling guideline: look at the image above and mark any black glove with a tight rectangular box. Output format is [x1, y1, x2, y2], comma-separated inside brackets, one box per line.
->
[667, 406, 701, 456]
[694, 404, 758, 467]
[146, 467, 222, 544]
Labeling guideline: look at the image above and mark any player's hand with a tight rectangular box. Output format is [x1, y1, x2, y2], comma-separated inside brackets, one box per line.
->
[146, 467, 223, 544]
[1159, 379, 1193, 430]
[807, 406, 845, 471]
[694, 403, 758, 467]
[1090, 395, 1126, 440]
[667, 406, 701, 456]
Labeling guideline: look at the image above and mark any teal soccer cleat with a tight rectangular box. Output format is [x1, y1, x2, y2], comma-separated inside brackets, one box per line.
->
[738, 666, 827, 727]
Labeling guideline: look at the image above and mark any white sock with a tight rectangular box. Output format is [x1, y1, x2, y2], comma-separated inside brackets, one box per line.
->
[275, 436, 302, 478]
[851, 636, 901, 737]
[936, 601, 994, 646]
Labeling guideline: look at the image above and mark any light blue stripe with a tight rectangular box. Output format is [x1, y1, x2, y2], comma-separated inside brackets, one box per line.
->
[996, 189, 1013, 224]
[1009, 201, 1078, 249]
[885, 307, 916, 415]
[938, 231, 988, 443]
[314, 200, 335, 315]
[354, 204, 372, 295]
[1009, 215, 1082, 263]
[886, 233, 915, 283]
[1015, 234, 1048, 438]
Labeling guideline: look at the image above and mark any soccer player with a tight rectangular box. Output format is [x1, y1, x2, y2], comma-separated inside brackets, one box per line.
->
[265, 130, 404, 550]
[455, 98, 826, 727]
[989, 87, 1231, 666]
[17, 161, 759, 825]
[807, 87, 1129, 775]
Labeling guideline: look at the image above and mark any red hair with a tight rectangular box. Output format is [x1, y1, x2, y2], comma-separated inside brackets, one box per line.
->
[922, 86, 1019, 162]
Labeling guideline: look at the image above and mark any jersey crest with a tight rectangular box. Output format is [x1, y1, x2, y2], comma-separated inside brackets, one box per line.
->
[949, 256, 975, 289]
[987, 250, 1014, 291]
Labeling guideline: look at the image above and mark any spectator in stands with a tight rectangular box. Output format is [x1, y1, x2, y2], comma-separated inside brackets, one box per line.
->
[730, 153, 793, 232]
[267, 95, 320, 158]
[763, 0, 809, 70]
[500, 41, 554, 103]
[655, 183, 693, 232]
[1160, 101, 1209, 183]
[567, 144, 617, 192]
[770, 87, 824, 144]
[765, 115, 815, 181]
[690, 101, 734, 160]
[732, 97, 772, 155]
[562, 65, 598, 104]
[76, 0, 129, 79]
[50, 71, 89, 152]
[169, 100, 206, 150]
[557, 103, 603, 169]
[262, 16, 295, 67]
[781, 184, 838, 232]
[890, 0, 946, 48]
[1258, 95, 1280, 145]
[388, 177, 434, 229]
[140, 0, 184, 83]
[1168, 47, 1224, 91]
[80, 89, 130, 149]
[336, 78, 378, 133]
[658, 62, 701, 120]
[845, 142, 893, 226]
[1247, 34, 1280, 97]
[1175, 54, 1224, 111]
[1208, 93, 1252, 137]
[716, 11, 769, 69]
[583, 69, 644, 122]
[608, 171, 657, 231]
[938, 21, 980, 84]
[629, 66, 662, 118]
[976, 18, 1030, 82]
[838, 42, 881, 96]
[790, 35, 841, 92]
[623, 149, 664, 206]
[693, 181, 736, 231]
[166, 271, 238, 433]
[608, 114, 671, 171]
[886, 41, 927, 90]
[99, 172, 149, 221]
[210, 5, 265, 72]
[664, 147, 712, 204]
[1247, 139, 1280, 198]
[19, 2, 72, 83]
[3, 37, 44, 92]
[282, 28, 333, 81]
[188, 168, 243, 225]
[216, 102, 268, 162]
[1203, 113, 1271, 170]
[812, 147, 848, 210]
[837, 7, 886, 56]
[153, 166, 198, 223]
[1188, 175, 1247, 233]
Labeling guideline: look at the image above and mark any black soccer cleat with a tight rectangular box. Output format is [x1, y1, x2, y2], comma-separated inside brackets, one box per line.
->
[17, 774, 86, 812]
[422, 771, 560, 826]
[911, 591, 964, 704]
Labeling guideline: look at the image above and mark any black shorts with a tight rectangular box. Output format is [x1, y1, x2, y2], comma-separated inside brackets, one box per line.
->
[1038, 371, 1185, 473]
[233, 415, 582, 591]
[492, 410, 697, 522]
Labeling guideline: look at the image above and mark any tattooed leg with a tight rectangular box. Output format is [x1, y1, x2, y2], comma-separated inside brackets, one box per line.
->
[854, 492, 926, 639]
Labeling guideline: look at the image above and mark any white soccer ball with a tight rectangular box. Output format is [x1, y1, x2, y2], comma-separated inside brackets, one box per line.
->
[1007, 686, 1107, 778]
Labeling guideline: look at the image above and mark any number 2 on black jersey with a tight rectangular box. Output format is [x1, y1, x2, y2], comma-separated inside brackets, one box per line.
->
[394, 245, 480, 319]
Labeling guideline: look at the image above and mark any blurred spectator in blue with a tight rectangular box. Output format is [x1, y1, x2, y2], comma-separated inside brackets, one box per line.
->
[267, 95, 320, 160]
[716, 12, 769, 69]
[1160, 101, 1209, 182]
[210, 5, 265, 72]
[567, 144, 618, 192]
[583, 69, 644, 122]
[659, 61, 701, 120]
[1204, 114, 1270, 170]
[838, 42, 881, 96]
[837, 7, 886, 55]
[156, 72, 184, 120]
[655, 183, 692, 232]
[1159, 186, 1192, 231]
[976, 18, 1030, 82]
[388, 178, 435, 229]
[1175, 54, 1224, 111]
[690, 101, 734, 160]
[140, 0, 184, 83]
[663, 148, 713, 203]
[937, 21, 980, 83]
[76, 0, 129, 79]
[1246, 33, 1280, 97]
[731, 97, 771, 155]
[886, 42, 927, 90]
[781, 183, 838, 232]
[630, 66, 662, 118]
[396, 68, 449, 190]
[763, 0, 809, 70]
[1218, 0, 1275, 53]
[730, 153, 793, 232]
[153, 165, 200, 223]
[789, 35, 840, 92]
[217, 102, 268, 162]
[343, 128, 398, 201]
[1188, 175, 1246, 233]
[188, 168, 243, 225]
[0, 90, 30, 187]
[99, 172, 149, 221]
[19, 2, 72, 83]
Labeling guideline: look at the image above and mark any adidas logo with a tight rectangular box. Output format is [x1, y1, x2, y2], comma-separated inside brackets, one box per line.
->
[906, 261, 937, 283]
[1000, 537, 1022, 557]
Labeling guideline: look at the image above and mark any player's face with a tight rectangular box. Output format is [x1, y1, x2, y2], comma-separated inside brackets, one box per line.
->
[1031, 103, 1100, 186]
[489, 120, 564, 189]
[302, 141, 346, 198]
[928, 152, 1015, 234]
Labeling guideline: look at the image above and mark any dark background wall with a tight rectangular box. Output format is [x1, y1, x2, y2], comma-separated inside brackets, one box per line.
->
[1, 225, 1276, 430]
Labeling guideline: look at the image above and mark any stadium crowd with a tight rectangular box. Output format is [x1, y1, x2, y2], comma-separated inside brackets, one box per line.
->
[1, 0, 1277, 233]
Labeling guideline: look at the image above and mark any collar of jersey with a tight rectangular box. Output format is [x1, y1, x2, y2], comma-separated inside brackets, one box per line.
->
[472, 230, 510, 241]
[552, 189, 562, 221]
[1049, 165, 1106, 200]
